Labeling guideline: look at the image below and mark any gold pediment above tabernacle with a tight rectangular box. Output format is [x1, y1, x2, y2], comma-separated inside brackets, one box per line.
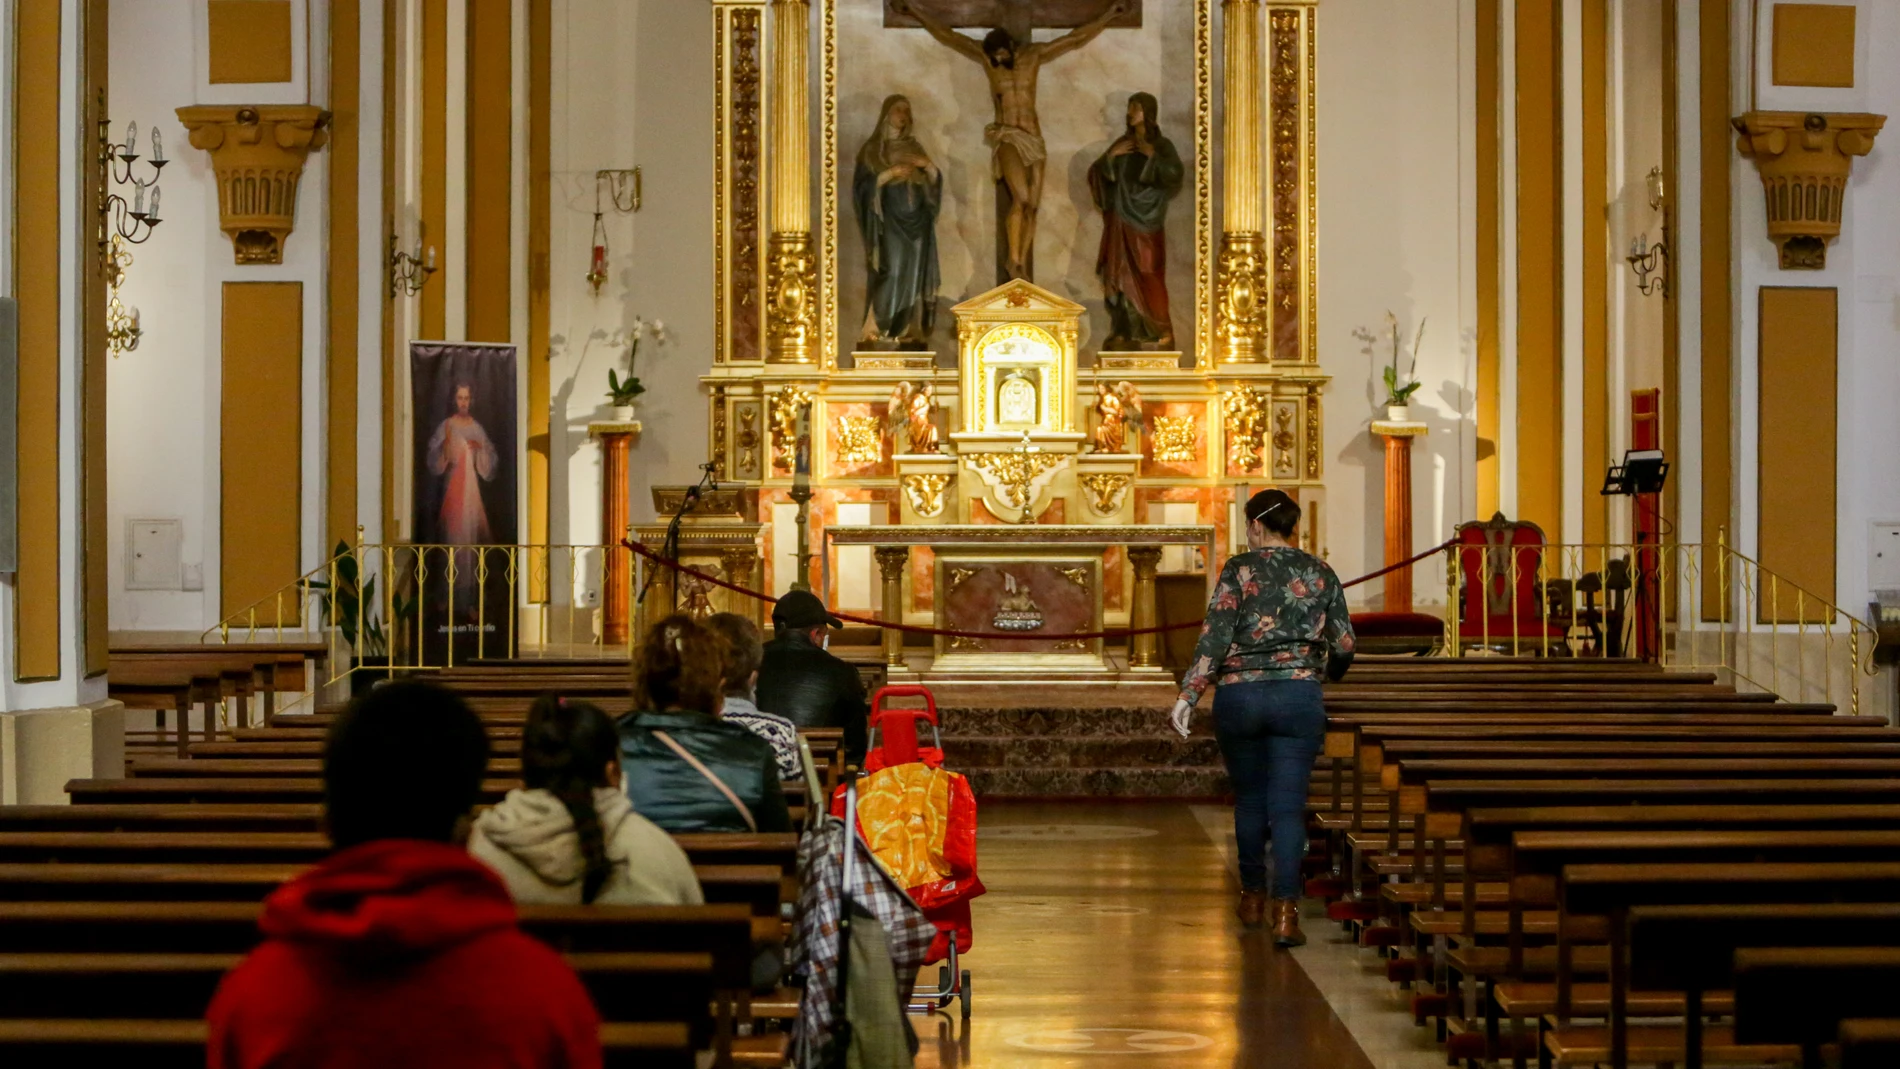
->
[951, 279, 1085, 319]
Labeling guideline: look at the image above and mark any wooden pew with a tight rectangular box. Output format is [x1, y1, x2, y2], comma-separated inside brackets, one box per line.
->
[1841, 1018, 1900, 1069]
[0, 1019, 700, 1069]
[1626, 904, 1900, 1069]
[1549, 862, 1900, 1069]
[0, 862, 785, 917]
[1731, 948, 1900, 1066]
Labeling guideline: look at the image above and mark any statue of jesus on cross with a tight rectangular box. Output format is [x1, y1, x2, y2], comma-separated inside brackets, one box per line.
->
[893, 0, 1129, 284]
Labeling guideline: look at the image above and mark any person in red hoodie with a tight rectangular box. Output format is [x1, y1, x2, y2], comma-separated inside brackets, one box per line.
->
[207, 681, 603, 1069]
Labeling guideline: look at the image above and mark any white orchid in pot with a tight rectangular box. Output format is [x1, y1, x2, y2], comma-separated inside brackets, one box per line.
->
[606, 316, 668, 420]
[1378, 311, 1425, 422]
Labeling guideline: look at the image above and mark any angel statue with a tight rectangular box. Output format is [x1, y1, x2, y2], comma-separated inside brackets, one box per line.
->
[887, 381, 941, 454]
[1090, 380, 1144, 454]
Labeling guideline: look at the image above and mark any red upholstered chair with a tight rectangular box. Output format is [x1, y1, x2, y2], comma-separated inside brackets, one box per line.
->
[1453, 512, 1567, 651]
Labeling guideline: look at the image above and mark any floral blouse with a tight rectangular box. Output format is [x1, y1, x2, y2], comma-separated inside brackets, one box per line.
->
[1177, 545, 1356, 706]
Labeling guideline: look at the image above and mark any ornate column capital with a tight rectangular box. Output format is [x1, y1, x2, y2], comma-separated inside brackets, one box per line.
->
[1733, 110, 1885, 269]
[175, 105, 330, 264]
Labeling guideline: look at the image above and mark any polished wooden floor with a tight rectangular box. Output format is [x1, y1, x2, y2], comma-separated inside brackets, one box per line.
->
[914, 802, 1376, 1068]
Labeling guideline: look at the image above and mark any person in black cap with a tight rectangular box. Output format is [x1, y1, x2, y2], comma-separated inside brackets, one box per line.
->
[754, 589, 869, 766]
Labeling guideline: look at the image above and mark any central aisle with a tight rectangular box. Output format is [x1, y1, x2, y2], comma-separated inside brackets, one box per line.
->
[913, 802, 1376, 1068]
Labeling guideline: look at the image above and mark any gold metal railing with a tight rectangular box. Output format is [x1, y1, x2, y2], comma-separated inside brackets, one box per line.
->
[205, 541, 648, 706]
[1441, 535, 1880, 714]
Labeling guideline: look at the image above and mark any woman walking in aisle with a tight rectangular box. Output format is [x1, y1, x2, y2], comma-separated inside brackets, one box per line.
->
[1170, 488, 1355, 945]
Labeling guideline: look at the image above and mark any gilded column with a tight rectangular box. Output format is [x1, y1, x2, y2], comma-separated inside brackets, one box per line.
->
[875, 546, 909, 669]
[765, 0, 817, 363]
[1128, 546, 1164, 669]
[1216, 0, 1268, 364]
[722, 547, 765, 629]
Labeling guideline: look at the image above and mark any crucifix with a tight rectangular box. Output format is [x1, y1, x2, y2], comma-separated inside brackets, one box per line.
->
[890, 0, 1136, 284]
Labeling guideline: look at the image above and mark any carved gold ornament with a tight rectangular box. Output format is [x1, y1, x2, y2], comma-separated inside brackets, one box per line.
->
[1149, 416, 1198, 464]
[964, 450, 1067, 517]
[901, 473, 950, 519]
[1215, 232, 1269, 364]
[766, 232, 819, 362]
[1272, 402, 1297, 477]
[1223, 387, 1268, 473]
[1734, 111, 1886, 269]
[771, 384, 813, 469]
[1079, 472, 1133, 516]
[835, 415, 882, 466]
[948, 566, 978, 592]
[735, 402, 761, 478]
[1056, 566, 1091, 590]
[175, 105, 331, 265]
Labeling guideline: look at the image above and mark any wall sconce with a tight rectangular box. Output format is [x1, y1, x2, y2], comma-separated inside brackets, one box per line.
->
[97, 90, 165, 271]
[105, 236, 142, 356]
[1625, 166, 1669, 298]
[389, 233, 437, 297]
[586, 168, 641, 297]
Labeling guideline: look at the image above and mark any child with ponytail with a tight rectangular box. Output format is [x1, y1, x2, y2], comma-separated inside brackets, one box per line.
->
[470, 694, 702, 906]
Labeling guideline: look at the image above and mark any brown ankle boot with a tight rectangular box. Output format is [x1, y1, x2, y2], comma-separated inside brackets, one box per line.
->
[1271, 898, 1306, 947]
[1237, 889, 1269, 928]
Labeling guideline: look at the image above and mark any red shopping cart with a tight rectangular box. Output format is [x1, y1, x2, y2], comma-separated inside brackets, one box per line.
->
[830, 684, 980, 1018]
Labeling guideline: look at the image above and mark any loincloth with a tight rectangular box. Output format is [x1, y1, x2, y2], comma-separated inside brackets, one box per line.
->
[984, 123, 1047, 180]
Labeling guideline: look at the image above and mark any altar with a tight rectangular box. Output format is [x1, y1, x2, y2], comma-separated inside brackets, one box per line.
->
[676, 0, 1328, 680]
[827, 524, 1213, 681]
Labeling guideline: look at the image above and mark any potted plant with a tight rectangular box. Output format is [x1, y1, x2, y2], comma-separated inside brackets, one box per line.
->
[1379, 311, 1425, 421]
[309, 540, 419, 694]
[606, 316, 667, 420]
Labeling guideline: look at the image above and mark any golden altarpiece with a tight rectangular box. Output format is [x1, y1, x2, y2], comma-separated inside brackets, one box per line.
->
[688, 0, 1323, 656]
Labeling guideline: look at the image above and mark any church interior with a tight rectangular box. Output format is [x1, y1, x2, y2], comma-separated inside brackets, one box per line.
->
[2, 0, 1900, 1065]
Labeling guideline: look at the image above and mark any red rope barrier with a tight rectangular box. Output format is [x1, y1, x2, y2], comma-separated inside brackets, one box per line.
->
[622, 536, 1455, 643]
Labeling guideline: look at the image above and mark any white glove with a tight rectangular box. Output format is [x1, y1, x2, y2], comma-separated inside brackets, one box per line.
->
[1169, 698, 1193, 738]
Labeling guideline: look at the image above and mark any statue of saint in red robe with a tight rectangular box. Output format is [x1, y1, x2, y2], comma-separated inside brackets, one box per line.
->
[1088, 92, 1183, 351]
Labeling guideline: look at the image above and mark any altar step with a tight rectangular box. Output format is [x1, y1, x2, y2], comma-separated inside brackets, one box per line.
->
[934, 702, 1228, 799]
[965, 766, 1229, 799]
[937, 735, 1220, 768]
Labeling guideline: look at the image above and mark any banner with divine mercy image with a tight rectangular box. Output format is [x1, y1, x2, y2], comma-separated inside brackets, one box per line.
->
[410, 341, 519, 664]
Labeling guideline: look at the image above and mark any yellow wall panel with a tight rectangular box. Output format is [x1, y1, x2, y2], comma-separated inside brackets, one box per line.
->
[13, 0, 62, 681]
[328, 0, 360, 554]
[421, 0, 448, 340]
[1772, 3, 1855, 88]
[1757, 287, 1836, 623]
[221, 283, 304, 623]
[207, 0, 295, 85]
[1701, 0, 1734, 619]
[1475, 0, 1501, 518]
[465, 0, 512, 343]
[1581, 0, 1609, 546]
[1514, 0, 1563, 537]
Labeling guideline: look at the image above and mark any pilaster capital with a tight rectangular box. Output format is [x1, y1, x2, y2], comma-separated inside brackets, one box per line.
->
[174, 105, 330, 265]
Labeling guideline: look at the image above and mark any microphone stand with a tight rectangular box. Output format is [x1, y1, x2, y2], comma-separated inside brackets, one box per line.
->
[637, 461, 717, 613]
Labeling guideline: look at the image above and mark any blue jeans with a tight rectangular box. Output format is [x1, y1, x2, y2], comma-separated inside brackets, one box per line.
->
[1213, 678, 1325, 898]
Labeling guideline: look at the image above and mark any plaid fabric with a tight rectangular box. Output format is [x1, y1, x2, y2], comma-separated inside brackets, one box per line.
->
[790, 818, 937, 1068]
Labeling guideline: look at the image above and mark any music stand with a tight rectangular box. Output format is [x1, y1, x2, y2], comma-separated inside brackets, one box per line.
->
[1601, 448, 1669, 496]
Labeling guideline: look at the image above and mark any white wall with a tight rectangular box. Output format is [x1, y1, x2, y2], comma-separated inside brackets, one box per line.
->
[106, 0, 332, 634]
[548, 0, 714, 584]
[1316, 0, 1474, 606]
[1724, 0, 1900, 614]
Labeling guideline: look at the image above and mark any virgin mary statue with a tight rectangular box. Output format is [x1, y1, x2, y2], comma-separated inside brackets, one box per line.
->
[427, 382, 498, 612]
[854, 95, 941, 350]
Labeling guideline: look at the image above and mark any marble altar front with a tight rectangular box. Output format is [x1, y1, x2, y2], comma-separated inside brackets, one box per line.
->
[828, 524, 1212, 682]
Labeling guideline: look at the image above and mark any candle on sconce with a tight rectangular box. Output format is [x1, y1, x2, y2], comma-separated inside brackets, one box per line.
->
[151, 127, 164, 164]
[425, 245, 436, 270]
[133, 181, 145, 215]
[147, 186, 160, 221]
[124, 121, 137, 157]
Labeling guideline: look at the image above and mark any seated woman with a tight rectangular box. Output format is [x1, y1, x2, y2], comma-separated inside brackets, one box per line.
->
[619, 615, 793, 833]
[470, 694, 703, 905]
[704, 612, 803, 782]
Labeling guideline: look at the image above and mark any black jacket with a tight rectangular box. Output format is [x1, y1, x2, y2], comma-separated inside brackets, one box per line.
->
[617, 711, 792, 833]
[755, 631, 868, 764]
